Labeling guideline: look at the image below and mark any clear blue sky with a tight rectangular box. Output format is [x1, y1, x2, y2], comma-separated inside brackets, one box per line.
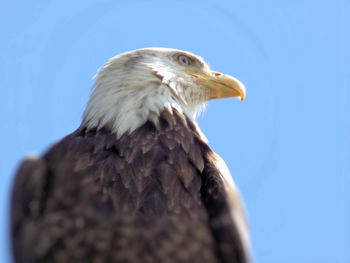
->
[1, 1, 349, 262]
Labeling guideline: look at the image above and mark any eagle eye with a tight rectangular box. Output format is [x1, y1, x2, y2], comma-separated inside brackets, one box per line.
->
[176, 54, 191, 66]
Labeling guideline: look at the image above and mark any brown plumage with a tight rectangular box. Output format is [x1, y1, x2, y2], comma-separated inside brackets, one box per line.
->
[11, 48, 249, 263]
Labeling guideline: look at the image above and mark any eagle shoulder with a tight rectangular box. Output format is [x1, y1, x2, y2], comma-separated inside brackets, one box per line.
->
[200, 149, 250, 263]
[11, 156, 49, 263]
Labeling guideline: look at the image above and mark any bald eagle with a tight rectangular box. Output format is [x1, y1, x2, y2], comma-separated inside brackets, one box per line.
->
[11, 48, 249, 263]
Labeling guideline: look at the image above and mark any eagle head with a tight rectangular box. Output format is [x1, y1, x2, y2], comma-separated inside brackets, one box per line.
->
[82, 48, 245, 138]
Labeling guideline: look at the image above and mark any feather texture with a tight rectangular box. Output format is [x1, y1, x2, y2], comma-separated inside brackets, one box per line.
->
[12, 109, 248, 263]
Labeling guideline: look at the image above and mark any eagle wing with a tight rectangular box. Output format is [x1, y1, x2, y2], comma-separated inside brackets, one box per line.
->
[11, 156, 49, 263]
[201, 149, 250, 263]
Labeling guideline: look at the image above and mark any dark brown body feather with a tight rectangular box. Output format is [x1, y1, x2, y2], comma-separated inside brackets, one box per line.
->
[11, 109, 247, 263]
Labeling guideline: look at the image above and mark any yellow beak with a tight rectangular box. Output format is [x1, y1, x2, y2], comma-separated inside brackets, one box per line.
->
[185, 70, 246, 102]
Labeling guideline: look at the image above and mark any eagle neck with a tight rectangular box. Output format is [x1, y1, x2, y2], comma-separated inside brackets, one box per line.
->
[82, 80, 204, 140]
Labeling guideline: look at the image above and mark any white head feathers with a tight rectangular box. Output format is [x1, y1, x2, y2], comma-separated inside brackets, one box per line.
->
[82, 48, 214, 138]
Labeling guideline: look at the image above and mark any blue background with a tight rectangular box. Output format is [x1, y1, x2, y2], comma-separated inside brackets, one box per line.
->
[1, 1, 349, 262]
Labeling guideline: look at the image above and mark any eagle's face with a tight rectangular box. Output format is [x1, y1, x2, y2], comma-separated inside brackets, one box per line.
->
[83, 48, 245, 138]
[125, 48, 245, 111]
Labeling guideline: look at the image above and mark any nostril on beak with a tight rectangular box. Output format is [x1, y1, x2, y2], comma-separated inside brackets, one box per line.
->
[213, 72, 223, 77]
